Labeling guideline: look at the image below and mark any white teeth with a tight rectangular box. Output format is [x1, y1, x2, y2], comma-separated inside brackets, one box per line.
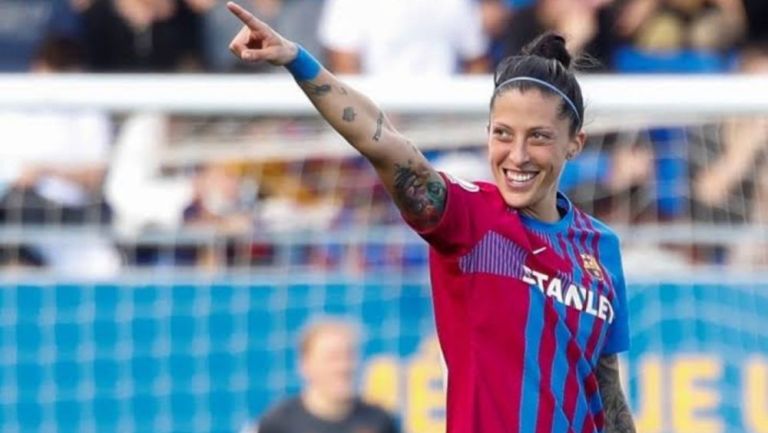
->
[504, 169, 536, 183]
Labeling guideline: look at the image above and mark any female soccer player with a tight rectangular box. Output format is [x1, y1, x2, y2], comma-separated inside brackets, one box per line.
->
[226, 2, 635, 432]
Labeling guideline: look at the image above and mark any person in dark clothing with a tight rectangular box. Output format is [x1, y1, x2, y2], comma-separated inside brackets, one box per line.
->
[498, 0, 617, 70]
[742, 0, 768, 43]
[257, 396, 398, 433]
[0, 0, 82, 71]
[254, 319, 399, 433]
[80, 0, 204, 71]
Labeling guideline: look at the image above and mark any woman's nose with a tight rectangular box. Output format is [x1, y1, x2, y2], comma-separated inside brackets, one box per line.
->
[506, 140, 530, 166]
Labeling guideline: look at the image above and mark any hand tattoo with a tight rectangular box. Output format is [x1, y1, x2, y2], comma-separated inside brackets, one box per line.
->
[393, 160, 446, 228]
[596, 355, 636, 433]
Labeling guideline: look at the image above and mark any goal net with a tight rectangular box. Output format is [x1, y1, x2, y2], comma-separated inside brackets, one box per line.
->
[0, 74, 767, 433]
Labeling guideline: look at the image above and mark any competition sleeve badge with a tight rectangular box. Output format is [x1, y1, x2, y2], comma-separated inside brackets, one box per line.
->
[580, 253, 604, 281]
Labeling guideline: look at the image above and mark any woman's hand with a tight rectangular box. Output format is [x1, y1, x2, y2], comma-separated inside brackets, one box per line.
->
[226, 1, 298, 65]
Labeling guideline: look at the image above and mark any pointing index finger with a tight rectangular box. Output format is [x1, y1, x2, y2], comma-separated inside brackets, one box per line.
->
[227, 1, 266, 31]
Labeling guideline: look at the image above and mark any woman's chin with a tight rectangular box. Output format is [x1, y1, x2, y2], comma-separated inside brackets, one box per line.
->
[500, 191, 534, 210]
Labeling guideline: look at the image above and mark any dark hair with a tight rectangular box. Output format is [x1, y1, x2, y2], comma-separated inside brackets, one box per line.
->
[491, 32, 584, 135]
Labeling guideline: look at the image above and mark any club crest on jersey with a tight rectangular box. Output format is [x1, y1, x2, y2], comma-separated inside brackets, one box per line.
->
[580, 253, 604, 281]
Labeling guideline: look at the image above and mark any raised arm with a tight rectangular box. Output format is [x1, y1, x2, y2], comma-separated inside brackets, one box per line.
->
[226, 2, 446, 230]
[596, 355, 636, 433]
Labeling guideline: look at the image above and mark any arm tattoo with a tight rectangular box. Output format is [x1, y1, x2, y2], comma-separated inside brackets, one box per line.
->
[372, 111, 384, 141]
[342, 107, 357, 122]
[393, 160, 446, 227]
[301, 82, 332, 96]
[596, 355, 636, 433]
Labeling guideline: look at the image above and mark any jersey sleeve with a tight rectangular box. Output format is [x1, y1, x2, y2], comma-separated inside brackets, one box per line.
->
[403, 171, 485, 255]
[601, 236, 630, 355]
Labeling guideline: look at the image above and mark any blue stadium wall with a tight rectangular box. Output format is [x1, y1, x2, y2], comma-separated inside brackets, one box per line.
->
[2, 273, 767, 433]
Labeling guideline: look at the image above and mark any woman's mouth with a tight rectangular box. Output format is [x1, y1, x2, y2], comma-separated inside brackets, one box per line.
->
[503, 168, 539, 188]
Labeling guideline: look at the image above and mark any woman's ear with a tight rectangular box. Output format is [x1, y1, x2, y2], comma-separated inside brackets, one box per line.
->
[567, 131, 587, 159]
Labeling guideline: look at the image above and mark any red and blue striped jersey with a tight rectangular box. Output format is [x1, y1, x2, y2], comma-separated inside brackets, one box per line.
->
[407, 172, 630, 433]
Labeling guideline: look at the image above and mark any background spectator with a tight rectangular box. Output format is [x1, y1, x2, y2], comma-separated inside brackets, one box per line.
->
[497, 0, 617, 69]
[694, 45, 768, 266]
[105, 113, 195, 238]
[105, 113, 255, 267]
[614, 0, 746, 72]
[0, 36, 119, 275]
[0, 36, 110, 226]
[194, 0, 326, 72]
[318, 0, 488, 76]
[0, 0, 82, 71]
[79, 0, 204, 71]
[478, 0, 517, 68]
[742, 0, 768, 44]
[248, 318, 400, 433]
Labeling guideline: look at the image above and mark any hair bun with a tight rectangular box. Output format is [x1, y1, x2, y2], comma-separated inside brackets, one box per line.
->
[522, 32, 572, 69]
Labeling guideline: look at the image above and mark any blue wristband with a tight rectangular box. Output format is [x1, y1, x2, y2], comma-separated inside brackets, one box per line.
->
[286, 45, 321, 81]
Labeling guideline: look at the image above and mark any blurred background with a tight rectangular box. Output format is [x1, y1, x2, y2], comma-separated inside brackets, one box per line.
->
[1, 0, 768, 432]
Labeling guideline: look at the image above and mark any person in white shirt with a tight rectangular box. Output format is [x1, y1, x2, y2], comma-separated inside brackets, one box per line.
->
[0, 36, 120, 276]
[318, 0, 488, 76]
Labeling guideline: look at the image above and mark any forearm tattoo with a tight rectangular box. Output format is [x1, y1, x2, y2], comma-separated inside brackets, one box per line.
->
[596, 355, 636, 433]
[342, 107, 357, 122]
[393, 160, 446, 228]
[301, 81, 332, 96]
[373, 111, 384, 142]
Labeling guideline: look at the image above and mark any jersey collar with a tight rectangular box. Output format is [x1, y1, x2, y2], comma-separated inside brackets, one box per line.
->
[517, 192, 575, 234]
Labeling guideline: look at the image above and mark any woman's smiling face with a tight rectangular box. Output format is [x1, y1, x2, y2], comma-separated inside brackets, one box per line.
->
[488, 87, 585, 222]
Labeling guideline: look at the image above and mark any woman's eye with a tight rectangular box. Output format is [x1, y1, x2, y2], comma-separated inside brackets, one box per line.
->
[531, 131, 550, 140]
[493, 128, 510, 137]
